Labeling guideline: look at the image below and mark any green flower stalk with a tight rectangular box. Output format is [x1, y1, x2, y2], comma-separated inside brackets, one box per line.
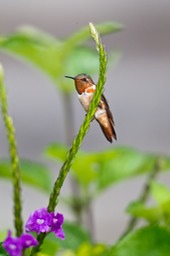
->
[48, 21, 107, 214]
[0, 64, 23, 236]
[31, 22, 108, 254]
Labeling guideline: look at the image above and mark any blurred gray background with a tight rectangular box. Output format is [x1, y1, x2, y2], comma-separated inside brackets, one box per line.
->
[0, 0, 170, 244]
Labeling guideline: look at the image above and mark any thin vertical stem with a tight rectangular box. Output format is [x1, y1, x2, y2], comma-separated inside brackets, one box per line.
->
[0, 64, 23, 236]
[120, 157, 161, 239]
[61, 91, 82, 224]
[62, 90, 95, 231]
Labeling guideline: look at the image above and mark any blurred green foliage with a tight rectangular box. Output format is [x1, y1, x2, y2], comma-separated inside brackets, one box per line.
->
[110, 225, 170, 256]
[45, 142, 170, 193]
[0, 160, 52, 192]
[41, 221, 91, 256]
[0, 22, 170, 256]
[127, 181, 170, 225]
[0, 243, 8, 256]
[0, 22, 121, 92]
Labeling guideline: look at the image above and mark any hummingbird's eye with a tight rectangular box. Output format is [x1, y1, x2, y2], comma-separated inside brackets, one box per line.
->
[81, 77, 88, 82]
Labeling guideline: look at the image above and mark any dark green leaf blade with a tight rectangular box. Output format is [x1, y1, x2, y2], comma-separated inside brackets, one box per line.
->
[59, 221, 91, 250]
[0, 160, 52, 192]
[40, 234, 59, 256]
[0, 240, 8, 256]
[110, 226, 170, 256]
[46, 221, 91, 251]
[0, 243, 8, 256]
[96, 147, 157, 191]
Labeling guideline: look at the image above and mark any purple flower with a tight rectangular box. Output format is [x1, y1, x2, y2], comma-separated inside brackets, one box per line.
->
[3, 231, 22, 256]
[20, 233, 38, 249]
[25, 208, 52, 234]
[25, 207, 65, 240]
[3, 231, 38, 256]
[51, 212, 65, 240]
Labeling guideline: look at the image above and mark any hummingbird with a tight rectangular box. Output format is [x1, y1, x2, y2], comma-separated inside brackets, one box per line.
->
[65, 73, 117, 143]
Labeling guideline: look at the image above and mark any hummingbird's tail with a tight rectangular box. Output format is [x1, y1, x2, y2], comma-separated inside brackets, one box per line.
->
[95, 94, 117, 143]
[96, 114, 117, 143]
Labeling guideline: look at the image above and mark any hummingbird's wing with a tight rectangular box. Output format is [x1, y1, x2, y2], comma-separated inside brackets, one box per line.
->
[96, 94, 117, 142]
[100, 94, 115, 126]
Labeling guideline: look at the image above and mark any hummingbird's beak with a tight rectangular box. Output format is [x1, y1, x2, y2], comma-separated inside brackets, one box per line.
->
[65, 76, 75, 80]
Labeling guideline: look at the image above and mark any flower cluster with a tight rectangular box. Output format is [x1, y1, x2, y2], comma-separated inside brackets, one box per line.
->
[3, 208, 64, 256]
[25, 207, 65, 240]
[3, 230, 38, 256]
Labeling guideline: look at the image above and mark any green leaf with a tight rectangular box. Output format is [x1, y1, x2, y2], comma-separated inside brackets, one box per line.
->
[17, 26, 60, 45]
[127, 183, 170, 225]
[60, 251, 75, 256]
[0, 27, 63, 79]
[110, 225, 170, 256]
[159, 155, 170, 170]
[45, 143, 98, 188]
[96, 147, 157, 191]
[0, 243, 8, 256]
[0, 22, 122, 93]
[0, 232, 6, 243]
[150, 182, 170, 225]
[45, 222, 91, 251]
[150, 182, 170, 205]
[40, 234, 59, 256]
[65, 47, 99, 75]
[0, 160, 52, 192]
[60, 244, 110, 256]
[64, 22, 122, 48]
[127, 201, 161, 223]
[76, 243, 109, 256]
[45, 144, 159, 190]
[65, 47, 120, 81]
[45, 142, 68, 161]
[57, 222, 91, 250]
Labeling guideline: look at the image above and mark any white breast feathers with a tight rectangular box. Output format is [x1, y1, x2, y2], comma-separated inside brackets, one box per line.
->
[78, 91, 94, 112]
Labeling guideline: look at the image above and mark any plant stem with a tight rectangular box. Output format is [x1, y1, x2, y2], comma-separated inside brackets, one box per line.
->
[30, 22, 107, 255]
[120, 157, 161, 239]
[62, 78, 95, 233]
[61, 91, 82, 224]
[0, 64, 23, 236]
[31, 80, 103, 254]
